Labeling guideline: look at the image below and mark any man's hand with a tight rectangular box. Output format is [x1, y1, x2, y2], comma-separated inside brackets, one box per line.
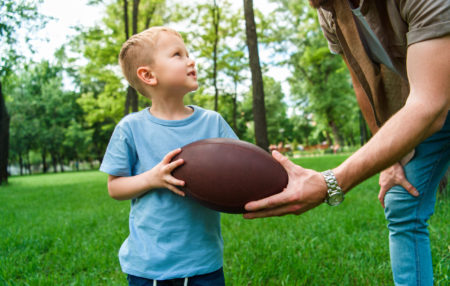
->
[378, 162, 418, 208]
[148, 148, 186, 196]
[243, 151, 328, 219]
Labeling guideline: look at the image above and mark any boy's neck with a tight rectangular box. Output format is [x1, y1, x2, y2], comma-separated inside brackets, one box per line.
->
[149, 95, 193, 121]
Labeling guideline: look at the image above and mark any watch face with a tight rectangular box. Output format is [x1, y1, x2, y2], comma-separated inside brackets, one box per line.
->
[328, 193, 344, 206]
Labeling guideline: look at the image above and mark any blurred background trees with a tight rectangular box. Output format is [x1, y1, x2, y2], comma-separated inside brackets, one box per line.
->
[2, 0, 366, 177]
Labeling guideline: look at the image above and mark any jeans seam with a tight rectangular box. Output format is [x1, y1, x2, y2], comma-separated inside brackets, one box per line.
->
[413, 142, 449, 286]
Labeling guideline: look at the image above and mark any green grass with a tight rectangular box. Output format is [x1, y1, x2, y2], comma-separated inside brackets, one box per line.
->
[0, 155, 448, 285]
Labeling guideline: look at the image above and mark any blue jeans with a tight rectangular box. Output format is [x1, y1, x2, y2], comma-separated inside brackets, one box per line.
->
[384, 113, 450, 286]
[127, 267, 225, 286]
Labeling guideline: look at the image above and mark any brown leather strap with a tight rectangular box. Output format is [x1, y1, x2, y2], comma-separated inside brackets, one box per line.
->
[333, 0, 384, 127]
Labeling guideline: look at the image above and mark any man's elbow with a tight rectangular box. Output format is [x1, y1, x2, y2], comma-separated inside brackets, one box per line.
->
[407, 93, 449, 135]
[430, 107, 448, 134]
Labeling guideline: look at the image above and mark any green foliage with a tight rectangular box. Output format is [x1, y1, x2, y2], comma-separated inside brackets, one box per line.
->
[5, 60, 88, 170]
[270, 0, 360, 146]
[241, 76, 292, 144]
[1, 156, 448, 285]
[5, 0, 372, 174]
[0, 0, 48, 77]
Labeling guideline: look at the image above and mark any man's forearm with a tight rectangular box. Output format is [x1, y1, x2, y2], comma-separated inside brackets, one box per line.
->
[333, 98, 448, 192]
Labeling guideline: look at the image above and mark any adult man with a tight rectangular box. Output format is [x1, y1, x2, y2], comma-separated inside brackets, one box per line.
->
[244, 0, 449, 285]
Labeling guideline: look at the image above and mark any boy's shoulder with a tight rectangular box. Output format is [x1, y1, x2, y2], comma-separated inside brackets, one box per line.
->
[116, 109, 148, 127]
[192, 105, 223, 119]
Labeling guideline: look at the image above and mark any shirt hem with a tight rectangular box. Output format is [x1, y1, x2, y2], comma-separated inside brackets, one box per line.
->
[407, 21, 450, 46]
[121, 263, 223, 280]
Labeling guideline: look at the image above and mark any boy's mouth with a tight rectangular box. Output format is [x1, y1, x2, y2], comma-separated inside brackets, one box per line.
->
[187, 70, 197, 78]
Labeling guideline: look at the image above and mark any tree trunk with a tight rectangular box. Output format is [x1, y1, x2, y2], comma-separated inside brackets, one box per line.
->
[212, 0, 220, 111]
[59, 157, 64, 172]
[124, 0, 139, 114]
[51, 154, 58, 173]
[75, 156, 79, 171]
[26, 151, 31, 175]
[0, 81, 10, 184]
[41, 149, 48, 173]
[232, 81, 238, 132]
[144, 4, 157, 29]
[19, 153, 23, 176]
[132, 0, 139, 34]
[129, 86, 138, 113]
[329, 120, 343, 147]
[123, 0, 139, 115]
[123, 0, 129, 40]
[243, 0, 269, 151]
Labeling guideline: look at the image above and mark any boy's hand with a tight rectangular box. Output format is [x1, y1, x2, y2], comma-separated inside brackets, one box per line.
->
[148, 148, 186, 196]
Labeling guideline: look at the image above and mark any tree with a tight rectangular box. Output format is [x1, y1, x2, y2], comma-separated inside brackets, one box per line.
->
[211, 0, 220, 111]
[0, 0, 47, 183]
[123, 0, 140, 115]
[275, 0, 357, 146]
[6, 60, 84, 174]
[241, 76, 292, 144]
[243, 0, 269, 151]
[0, 81, 8, 181]
[68, 0, 166, 161]
[222, 47, 247, 133]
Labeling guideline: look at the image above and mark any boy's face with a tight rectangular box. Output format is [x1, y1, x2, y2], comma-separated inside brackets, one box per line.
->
[149, 32, 198, 94]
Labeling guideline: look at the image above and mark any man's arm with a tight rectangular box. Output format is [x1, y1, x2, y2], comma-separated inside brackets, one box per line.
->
[244, 36, 450, 218]
[334, 36, 449, 191]
[108, 148, 185, 200]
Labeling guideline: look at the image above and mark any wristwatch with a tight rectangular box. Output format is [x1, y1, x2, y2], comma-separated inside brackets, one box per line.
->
[321, 170, 345, 206]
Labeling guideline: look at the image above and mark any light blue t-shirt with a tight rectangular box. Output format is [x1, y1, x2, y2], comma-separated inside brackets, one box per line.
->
[99, 105, 238, 280]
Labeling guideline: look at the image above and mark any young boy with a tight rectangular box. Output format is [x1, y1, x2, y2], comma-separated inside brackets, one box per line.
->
[100, 26, 238, 285]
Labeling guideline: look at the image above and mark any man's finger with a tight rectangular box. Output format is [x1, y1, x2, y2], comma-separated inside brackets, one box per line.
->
[245, 188, 292, 212]
[243, 203, 305, 219]
[378, 187, 387, 208]
[272, 150, 301, 173]
[163, 148, 182, 163]
[400, 179, 419, 197]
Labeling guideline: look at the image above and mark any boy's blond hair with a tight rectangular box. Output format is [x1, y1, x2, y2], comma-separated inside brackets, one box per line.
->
[119, 26, 183, 96]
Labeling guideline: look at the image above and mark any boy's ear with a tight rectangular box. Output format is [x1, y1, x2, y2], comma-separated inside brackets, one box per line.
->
[136, 66, 157, 86]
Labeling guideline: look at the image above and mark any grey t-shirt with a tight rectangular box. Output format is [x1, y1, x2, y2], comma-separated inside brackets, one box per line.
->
[318, 0, 450, 56]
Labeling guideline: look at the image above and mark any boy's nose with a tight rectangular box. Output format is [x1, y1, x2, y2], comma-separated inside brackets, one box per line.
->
[187, 58, 195, 66]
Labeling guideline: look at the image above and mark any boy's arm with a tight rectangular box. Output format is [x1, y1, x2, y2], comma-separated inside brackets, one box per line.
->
[108, 148, 186, 200]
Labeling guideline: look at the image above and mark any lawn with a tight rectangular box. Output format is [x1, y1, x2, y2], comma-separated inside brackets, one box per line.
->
[0, 155, 448, 285]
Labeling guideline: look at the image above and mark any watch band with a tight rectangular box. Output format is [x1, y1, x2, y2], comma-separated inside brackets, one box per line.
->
[321, 169, 345, 206]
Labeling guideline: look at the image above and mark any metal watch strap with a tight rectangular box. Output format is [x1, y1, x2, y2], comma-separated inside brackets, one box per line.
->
[321, 169, 344, 206]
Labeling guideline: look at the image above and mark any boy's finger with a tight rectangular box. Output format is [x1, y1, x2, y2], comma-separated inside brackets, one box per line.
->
[163, 148, 182, 163]
[167, 159, 185, 171]
[167, 185, 185, 197]
[166, 175, 185, 186]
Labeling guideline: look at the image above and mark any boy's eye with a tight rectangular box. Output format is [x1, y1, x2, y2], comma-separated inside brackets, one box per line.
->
[173, 52, 181, 57]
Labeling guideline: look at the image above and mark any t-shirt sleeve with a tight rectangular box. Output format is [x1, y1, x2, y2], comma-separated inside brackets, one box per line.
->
[398, 0, 450, 46]
[218, 116, 239, 140]
[317, 9, 343, 55]
[99, 123, 137, 177]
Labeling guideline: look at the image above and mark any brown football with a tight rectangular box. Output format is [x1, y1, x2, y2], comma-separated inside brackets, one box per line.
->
[171, 138, 288, 213]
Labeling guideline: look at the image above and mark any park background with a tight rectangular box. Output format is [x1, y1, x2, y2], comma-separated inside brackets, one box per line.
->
[0, 0, 448, 285]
